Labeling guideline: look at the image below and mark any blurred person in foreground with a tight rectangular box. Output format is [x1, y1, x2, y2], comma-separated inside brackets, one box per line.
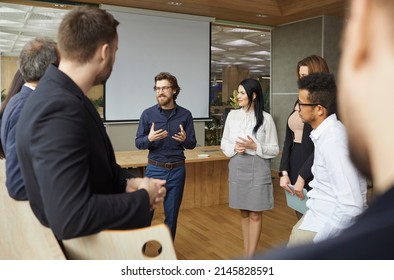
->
[15, 6, 166, 240]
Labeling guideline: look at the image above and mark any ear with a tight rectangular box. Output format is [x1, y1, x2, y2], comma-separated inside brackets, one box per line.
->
[317, 105, 327, 117]
[99, 43, 110, 62]
[342, 0, 372, 69]
[253, 92, 256, 101]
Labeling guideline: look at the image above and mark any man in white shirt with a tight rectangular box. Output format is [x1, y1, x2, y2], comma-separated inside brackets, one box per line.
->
[287, 72, 367, 246]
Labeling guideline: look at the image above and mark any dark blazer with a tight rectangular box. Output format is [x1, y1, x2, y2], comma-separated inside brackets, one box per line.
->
[16, 65, 151, 240]
[279, 108, 314, 183]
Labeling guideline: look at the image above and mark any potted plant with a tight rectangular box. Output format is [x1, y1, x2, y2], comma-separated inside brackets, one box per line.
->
[223, 89, 239, 125]
[1, 88, 6, 102]
[229, 89, 240, 109]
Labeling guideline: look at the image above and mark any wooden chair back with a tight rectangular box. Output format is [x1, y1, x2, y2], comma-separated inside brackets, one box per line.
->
[62, 224, 177, 260]
[0, 160, 66, 260]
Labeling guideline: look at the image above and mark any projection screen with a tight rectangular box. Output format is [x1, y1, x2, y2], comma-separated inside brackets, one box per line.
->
[101, 5, 212, 122]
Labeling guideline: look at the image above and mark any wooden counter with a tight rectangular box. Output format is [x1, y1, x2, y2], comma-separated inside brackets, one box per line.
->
[115, 146, 228, 168]
[115, 146, 230, 210]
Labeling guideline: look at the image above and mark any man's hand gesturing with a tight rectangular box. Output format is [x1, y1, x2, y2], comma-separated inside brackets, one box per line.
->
[148, 122, 168, 142]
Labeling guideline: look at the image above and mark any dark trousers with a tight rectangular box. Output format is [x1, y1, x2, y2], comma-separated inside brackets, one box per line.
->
[145, 164, 186, 240]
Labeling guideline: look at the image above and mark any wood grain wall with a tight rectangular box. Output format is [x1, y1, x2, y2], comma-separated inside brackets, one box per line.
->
[1, 56, 18, 94]
[1, 56, 103, 101]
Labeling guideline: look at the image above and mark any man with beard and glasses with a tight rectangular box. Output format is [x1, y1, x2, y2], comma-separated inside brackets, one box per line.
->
[258, 0, 394, 259]
[15, 6, 166, 240]
[136, 72, 197, 241]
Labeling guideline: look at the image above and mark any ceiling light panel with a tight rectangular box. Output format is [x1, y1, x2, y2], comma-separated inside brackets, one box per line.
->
[0, 2, 69, 56]
[221, 39, 257, 47]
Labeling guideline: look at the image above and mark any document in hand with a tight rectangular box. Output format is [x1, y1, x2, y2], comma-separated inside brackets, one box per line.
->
[285, 185, 308, 214]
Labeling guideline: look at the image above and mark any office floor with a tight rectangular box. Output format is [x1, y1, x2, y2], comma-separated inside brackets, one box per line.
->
[149, 176, 298, 260]
[148, 176, 375, 260]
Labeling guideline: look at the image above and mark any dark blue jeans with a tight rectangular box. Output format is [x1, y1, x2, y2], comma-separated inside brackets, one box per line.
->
[145, 164, 186, 240]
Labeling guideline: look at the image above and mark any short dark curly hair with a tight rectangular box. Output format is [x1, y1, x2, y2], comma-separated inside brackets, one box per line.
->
[297, 72, 337, 116]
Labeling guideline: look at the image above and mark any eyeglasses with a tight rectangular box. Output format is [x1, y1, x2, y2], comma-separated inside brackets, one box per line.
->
[153, 86, 172, 92]
[297, 99, 327, 110]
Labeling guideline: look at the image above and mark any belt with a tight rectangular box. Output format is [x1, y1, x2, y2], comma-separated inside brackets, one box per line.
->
[148, 159, 185, 170]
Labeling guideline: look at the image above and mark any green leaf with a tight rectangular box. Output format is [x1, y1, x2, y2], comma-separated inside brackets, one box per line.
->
[229, 90, 240, 109]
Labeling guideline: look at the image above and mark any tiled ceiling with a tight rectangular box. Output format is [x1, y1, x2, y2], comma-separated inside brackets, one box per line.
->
[0, 0, 346, 79]
[0, 2, 69, 56]
[211, 25, 271, 78]
[0, 1, 271, 79]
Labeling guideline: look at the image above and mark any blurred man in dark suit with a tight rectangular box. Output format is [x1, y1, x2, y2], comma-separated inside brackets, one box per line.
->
[16, 6, 166, 240]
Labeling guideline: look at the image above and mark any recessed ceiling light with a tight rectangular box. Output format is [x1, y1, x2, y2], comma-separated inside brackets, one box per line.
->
[226, 28, 260, 33]
[248, 50, 271, 56]
[222, 39, 257, 47]
[217, 61, 232, 65]
[167, 1, 183, 6]
[256, 14, 267, 18]
[211, 46, 226, 52]
[240, 57, 264, 62]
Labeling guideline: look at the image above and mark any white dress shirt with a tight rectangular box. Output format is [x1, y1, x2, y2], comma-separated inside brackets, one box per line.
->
[299, 114, 368, 242]
[221, 108, 279, 158]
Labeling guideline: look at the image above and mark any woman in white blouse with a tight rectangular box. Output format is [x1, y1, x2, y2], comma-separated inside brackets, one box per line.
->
[221, 78, 279, 258]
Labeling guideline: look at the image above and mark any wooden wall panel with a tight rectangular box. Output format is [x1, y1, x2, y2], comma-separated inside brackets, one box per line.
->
[1, 56, 18, 95]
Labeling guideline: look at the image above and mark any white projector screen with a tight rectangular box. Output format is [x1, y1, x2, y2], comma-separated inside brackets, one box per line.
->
[102, 5, 212, 122]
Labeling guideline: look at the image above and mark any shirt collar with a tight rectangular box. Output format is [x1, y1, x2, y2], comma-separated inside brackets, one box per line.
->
[310, 113, 338, 142]
[24, 83, 35, 90]
[155, 102, 178, 111]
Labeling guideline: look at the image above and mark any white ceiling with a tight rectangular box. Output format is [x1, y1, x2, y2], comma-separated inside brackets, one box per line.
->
[211, 25, 271, 79]
[0, 1, 271, 79]
[0, 2, 68, 56]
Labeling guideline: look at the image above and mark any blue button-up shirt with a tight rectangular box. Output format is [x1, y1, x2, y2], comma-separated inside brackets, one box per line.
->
[135, 103, 196, 162]
[0, 85, 33, 200]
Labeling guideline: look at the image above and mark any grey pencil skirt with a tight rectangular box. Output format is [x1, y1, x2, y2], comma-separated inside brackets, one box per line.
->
[228, 153, 274, 211]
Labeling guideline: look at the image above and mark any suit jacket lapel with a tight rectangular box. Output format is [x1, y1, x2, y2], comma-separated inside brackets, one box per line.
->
[82, 95, 114, 160]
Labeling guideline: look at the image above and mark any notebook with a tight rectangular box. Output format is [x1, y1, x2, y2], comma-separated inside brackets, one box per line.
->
[285, 185, 309, 214]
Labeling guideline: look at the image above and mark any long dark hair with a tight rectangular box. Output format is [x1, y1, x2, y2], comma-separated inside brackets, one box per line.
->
[0, 69, 25, 159]
[239, 78, 264, 135]
[0, 70, 24, 114]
